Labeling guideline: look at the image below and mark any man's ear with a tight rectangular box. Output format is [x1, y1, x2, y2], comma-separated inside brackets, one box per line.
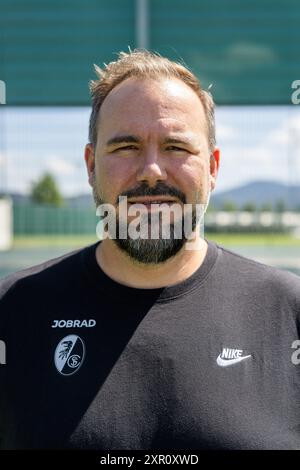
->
[209, 147, 220, 192]
[84, 143, 95, 187]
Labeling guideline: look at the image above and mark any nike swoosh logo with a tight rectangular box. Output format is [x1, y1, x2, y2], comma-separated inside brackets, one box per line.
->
[216, 354, 251, 367]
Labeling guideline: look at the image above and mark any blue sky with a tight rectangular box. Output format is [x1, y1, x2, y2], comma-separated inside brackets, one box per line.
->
[0, 106, 300, 196]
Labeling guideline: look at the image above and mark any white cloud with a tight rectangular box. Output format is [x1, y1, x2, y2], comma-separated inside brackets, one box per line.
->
[215, 142, 289, 192]
[216, 124, 237, 141]
[287, 114, 300, 129]
[262, 114, 300, 147]
[214, 108, 300, 191]
[0, 152, 6, 167]
[264, 127, 289, 146]
[46, 156, 77, 176]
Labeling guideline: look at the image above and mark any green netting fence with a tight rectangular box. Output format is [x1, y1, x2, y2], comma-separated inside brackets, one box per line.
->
[13, 204, 98, 235]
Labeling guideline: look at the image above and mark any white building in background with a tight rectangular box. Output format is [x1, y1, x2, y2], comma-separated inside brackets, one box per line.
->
[0, 197, 13, 250]
[205, 211, 300, 233]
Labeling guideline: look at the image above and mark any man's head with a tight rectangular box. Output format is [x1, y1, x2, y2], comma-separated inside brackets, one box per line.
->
[85, 49, 220, 264]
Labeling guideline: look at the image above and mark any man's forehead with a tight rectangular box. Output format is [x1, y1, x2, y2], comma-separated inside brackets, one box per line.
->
[107, 118, 197, 136]
[98, 77, 207, 140]
[100, 76, 205, 117]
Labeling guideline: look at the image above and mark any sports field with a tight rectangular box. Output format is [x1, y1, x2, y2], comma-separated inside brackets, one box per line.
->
[0, 233, 300, 280]
[8, 232, 300, 248]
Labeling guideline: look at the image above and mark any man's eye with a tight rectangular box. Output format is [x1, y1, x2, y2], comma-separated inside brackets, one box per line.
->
[117, 145, 138, 151]
[166, 146, 187, 152]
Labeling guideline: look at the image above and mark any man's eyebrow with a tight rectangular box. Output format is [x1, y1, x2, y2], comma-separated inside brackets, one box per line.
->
[105, 135, 197, 147]
[163, 136, 195, 146]
[106, 135, 140, 146]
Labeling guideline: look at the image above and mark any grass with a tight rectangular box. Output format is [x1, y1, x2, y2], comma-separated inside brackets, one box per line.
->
[12, 232, 300, 249]
[207, 232, 300, 246]
[13, 234, 98, 249]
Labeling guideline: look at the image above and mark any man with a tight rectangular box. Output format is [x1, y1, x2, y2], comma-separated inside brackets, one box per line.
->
[0, 50, 300, 450]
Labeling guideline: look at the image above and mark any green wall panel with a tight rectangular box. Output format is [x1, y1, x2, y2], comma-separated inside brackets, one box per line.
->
[1, 0, 299, 105]
[0, 0, 135, 105]
[151, 0, 300, 104]
[13, 204, 98, 234]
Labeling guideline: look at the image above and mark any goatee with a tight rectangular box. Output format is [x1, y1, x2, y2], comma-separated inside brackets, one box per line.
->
[91, 174, 200, 264]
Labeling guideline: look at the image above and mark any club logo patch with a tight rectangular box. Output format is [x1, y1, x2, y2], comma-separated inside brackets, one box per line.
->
[54, 335, 85, 376]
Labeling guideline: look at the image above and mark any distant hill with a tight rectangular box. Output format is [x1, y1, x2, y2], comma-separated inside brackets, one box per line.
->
[3, 181, 300, 210]
[211, 181, 300, 210]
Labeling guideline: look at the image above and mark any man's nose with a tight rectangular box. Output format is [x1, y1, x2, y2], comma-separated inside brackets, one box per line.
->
[136, 148, 167, 187]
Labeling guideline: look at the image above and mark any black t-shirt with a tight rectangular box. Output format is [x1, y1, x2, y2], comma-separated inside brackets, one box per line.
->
[0, 239, 300, 449]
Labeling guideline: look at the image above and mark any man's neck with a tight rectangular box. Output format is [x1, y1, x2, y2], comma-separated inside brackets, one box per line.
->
[95, 236, 208, 289]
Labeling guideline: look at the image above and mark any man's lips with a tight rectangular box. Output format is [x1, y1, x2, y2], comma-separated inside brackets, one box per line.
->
[127, 197, 179, 205]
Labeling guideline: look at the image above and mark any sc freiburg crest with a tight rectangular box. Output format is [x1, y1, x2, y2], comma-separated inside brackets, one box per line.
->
[54, 335, 85, 376]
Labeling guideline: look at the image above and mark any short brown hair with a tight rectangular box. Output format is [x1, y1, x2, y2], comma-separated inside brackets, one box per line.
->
[89, 49, 216, 152]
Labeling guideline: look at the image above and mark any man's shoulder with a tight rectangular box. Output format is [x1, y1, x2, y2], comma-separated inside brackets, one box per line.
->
[211, 239, 300, 302]
[0, 244, 94, 300]
[212, 239, 299, 276]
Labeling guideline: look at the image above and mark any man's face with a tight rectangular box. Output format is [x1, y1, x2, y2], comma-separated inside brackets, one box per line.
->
[85, 77, 219, 264]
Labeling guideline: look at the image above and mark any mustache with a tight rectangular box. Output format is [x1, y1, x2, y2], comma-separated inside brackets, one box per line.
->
[117, 183, 186, 205]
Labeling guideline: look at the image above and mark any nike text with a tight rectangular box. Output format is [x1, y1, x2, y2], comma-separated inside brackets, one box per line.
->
[216, 348, 251, 367]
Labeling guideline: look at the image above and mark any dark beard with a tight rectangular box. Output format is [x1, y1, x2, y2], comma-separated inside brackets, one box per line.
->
[113, 208, 198, 265]
[92, 176, 199, 265]
[116, 235, 185, 264]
